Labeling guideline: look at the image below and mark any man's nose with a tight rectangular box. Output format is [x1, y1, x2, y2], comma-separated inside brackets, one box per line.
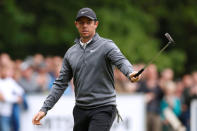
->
[82, 22, 88, 27]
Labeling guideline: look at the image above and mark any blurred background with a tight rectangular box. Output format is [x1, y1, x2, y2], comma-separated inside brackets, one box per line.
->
[0, 0, 197, 131]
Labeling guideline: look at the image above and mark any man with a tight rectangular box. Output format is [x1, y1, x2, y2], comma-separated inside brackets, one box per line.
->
[32, 7, 140, 131]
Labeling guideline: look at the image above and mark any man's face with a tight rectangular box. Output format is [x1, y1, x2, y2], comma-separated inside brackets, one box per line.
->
[75, 17, 98, 40]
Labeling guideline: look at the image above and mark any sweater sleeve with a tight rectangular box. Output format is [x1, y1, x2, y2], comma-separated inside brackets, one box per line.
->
[40, 53, 73, 114]
[104, 40, 134, 79]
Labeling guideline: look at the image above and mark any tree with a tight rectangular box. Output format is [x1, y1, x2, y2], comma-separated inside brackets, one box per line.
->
[1, 0, 196, 76]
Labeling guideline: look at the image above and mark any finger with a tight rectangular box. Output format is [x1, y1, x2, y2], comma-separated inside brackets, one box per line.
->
[133, 74, 141, 80]
[32, 114, 38, 123]
[33, 120, 41, 125]
[32, 114, 42, 125]
[129, 71, 138, 77]
[33, 119, 42, 125]
[131, 76, 139, 82]
[36, 113, 44, 121]
[36, 115, 41, 121]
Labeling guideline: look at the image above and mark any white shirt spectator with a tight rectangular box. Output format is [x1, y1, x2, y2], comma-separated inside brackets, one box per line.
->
[0, 77, 24, 117]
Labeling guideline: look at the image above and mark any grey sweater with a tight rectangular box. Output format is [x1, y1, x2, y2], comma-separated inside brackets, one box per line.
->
[40, 33, 134, 113]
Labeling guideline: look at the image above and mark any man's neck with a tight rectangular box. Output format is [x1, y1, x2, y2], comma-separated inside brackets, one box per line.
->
[81, 38, 91, 43]
[81, 33, 95, 43]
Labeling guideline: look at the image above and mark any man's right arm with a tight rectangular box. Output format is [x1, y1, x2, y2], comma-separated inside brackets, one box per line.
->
[32, 54, 73, 125]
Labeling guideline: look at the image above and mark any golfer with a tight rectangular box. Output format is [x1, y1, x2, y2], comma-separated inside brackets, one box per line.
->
[32, 7, 140, 131]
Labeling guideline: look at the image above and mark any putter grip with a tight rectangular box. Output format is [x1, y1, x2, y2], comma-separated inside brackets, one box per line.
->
[134, 68, 144, 77]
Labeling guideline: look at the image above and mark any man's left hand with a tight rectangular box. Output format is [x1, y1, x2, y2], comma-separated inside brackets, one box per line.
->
[129, 71, 141, 82]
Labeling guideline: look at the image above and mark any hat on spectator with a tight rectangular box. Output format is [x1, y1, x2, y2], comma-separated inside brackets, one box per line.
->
[20, 62, 31, 71]
[76, 7, 97, 21]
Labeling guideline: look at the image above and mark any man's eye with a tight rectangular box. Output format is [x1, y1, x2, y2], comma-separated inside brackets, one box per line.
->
[78, 21, 92, 25]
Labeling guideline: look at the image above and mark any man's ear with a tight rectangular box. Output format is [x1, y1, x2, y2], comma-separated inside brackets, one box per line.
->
[95, 21, 99, 28]
[75, 21, 78, 28]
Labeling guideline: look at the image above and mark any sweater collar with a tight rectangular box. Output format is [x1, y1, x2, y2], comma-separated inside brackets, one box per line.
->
[74, 33, 100, 45]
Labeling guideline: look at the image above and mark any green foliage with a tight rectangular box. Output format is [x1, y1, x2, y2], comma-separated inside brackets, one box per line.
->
[0, 0, 197, 75]
[155, 50, 186, 75]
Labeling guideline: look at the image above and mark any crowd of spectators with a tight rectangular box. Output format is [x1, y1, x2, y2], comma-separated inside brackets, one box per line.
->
[0, 53, 197, 131]
[115, 64, 197, 131]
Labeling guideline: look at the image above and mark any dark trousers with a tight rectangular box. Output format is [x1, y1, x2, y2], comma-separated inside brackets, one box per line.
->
[73, 105, 116, 131]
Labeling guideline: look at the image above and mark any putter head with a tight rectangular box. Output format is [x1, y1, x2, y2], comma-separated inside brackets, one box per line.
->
[165, 33, 175, 44]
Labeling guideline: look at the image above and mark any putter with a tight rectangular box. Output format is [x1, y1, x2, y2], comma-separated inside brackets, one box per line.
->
[134, 33, 175, 77]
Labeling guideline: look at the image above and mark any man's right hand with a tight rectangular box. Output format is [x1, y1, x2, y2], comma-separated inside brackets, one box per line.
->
[32, 111, 46, 125]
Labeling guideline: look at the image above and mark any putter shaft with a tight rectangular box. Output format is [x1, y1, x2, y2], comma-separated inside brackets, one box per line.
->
[134, 33, 174, 77]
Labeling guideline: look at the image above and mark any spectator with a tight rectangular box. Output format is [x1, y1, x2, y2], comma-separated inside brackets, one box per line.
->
[192, 71, 197, 86]
[17, 62, 41, 93]
[13, 59, 23, 81]
[0, 53, 11, 67]
[180, 74, 194, 131]
[137, 64, 163, 131]
[45, 56, 73, 95]
[32, 54, 45, 72]
[47, 56, 63, 90]
[159, 68, 174, 89]
[36, 62, 51, 92]
[160, 81, 182, 131]
[191, 71, 197, 99]
[182, 74, 194, 106]
[175, 80, 185, 100]
[52, 56, 63, 78]
[0, 65, 24, 131]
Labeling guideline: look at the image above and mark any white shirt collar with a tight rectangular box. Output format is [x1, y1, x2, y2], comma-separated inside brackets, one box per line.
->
[80, 38, 92, 49]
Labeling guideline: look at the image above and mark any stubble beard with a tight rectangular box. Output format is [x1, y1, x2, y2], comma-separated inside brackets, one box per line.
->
[81, 32, 95, 42]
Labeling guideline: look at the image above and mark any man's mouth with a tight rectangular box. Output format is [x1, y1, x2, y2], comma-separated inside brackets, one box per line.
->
[82, 31, 88, 33]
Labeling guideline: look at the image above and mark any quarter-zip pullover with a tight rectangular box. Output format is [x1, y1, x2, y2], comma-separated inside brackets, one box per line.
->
[40, 33, 134, 113]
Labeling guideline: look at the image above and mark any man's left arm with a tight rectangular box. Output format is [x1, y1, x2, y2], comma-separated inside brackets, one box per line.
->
[105, 41, 140, 82]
